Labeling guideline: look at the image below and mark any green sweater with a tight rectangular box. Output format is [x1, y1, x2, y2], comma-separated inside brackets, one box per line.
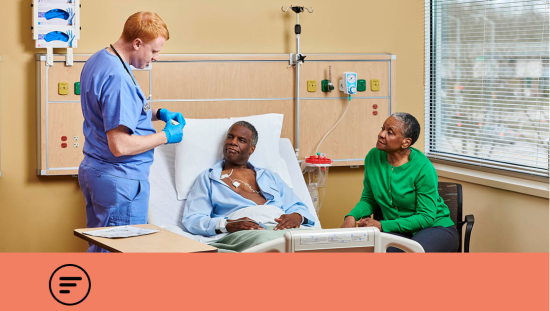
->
[347, 147, 454, 234]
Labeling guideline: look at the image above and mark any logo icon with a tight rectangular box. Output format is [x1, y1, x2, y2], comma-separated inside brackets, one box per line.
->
[49, 264, 91, 306]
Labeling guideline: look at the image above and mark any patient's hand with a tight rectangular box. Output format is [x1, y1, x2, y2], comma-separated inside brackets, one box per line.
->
[226, 217, 264, 233]
[274, 213, 302, 231]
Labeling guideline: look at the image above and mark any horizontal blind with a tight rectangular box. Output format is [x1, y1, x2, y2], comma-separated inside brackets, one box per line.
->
[425, 0, 550, 177]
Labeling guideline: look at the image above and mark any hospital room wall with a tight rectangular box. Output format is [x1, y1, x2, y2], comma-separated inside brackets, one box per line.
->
[0, 0, 546, 252]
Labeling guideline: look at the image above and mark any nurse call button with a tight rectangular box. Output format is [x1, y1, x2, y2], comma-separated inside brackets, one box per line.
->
[49, 264, 91, 306]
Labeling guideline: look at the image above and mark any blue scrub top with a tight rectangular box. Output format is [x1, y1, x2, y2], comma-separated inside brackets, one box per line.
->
[80, 48, 155, 180]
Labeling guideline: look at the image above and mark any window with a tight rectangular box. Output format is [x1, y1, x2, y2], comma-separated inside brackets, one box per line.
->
[425, 0, 549, 177]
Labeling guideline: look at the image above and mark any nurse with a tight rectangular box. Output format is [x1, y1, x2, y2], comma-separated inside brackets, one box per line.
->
[78, 12, 184, 252]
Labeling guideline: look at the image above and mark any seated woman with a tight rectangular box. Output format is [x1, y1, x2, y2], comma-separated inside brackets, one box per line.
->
[341, 113, 459, 252]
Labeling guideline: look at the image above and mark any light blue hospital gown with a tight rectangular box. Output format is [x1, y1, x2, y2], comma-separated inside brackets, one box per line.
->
[78, 48, 155, 252]
[182, 160, 315, 236]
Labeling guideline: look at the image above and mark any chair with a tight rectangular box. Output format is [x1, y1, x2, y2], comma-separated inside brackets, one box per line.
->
[373, 182, 475, 252]
[437, 182, 475, 252]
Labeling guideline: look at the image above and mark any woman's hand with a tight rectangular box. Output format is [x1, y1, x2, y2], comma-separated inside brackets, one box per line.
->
[340, 216, 357, 228]
[357, 218, 382, 231]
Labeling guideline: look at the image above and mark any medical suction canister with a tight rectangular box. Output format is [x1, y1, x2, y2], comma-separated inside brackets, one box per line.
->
[302, 153, 331, 216]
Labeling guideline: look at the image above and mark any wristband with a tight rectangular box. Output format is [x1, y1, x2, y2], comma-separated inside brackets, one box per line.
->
[156, 108, 164, 120]
[216, 218, 228, 233]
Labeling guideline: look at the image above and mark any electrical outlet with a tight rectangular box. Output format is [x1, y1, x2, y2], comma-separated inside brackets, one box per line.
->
[357, 79, 367, 92]
[370, 79, 380, 91]
[58, 82, 69, 95]
[73, 135, 79, 141]
[74, 82, 81, 95]
[307, 80, 317, 92]
[73, 143, 79, 148]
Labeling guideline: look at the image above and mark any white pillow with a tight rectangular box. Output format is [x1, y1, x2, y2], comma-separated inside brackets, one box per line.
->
[175, 114, 293, 200]
[174, 118, 232, 200]
[230, 114, 293, 190]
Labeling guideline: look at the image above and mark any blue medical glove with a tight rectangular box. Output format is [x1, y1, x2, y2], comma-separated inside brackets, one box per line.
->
[158, 109, 185, 127]
[163, 120, 184, 144]
[67, 8, 75, 25]
[66, 30, 75, 48]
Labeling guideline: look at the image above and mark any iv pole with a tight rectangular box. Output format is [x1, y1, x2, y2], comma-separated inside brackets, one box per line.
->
[282, 5, 313, 158]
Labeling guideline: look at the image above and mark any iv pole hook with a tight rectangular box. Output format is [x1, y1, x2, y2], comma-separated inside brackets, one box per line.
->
[281, 5, 314, 13]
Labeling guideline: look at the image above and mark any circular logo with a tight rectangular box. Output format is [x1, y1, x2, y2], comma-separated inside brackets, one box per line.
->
[49, 264, 91, 306]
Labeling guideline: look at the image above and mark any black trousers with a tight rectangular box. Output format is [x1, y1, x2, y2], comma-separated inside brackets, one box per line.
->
[386, 226, 460, 253]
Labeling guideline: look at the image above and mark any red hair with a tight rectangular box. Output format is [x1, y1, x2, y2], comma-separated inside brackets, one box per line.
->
[121, 12, 170, 43]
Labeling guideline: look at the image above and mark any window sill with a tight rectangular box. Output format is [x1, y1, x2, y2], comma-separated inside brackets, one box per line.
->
[432, 163, 549, 199]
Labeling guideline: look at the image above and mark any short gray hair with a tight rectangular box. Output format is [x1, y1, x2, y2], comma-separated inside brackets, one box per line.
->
[390, 112, 421, 146]
[230, 121, 258, 146]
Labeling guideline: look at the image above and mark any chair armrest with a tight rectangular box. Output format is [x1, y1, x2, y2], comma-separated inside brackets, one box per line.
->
[464, 214, 475, 253]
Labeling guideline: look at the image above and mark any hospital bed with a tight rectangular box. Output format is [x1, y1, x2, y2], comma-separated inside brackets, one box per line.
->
[148, 124, 423, 253]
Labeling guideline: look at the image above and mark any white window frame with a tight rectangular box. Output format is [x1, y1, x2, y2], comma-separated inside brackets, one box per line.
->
[424, 0, 550, 182]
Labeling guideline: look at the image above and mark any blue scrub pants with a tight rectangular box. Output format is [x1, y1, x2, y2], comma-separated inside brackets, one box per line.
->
[386, 226, 459, 253]
[78, 163, 150, 252]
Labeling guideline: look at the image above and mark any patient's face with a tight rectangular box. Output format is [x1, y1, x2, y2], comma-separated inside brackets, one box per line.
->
[223, 125, 256, 165]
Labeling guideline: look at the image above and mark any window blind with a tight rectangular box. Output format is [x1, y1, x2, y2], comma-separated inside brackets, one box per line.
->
[425, 0, 549, 177]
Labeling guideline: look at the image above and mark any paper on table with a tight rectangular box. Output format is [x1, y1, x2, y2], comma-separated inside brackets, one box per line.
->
[82, 226, 160, 239]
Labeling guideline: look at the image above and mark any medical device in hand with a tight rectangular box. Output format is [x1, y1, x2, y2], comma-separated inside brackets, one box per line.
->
[339, 72, 357, 95]
[170, 120, 180, 125]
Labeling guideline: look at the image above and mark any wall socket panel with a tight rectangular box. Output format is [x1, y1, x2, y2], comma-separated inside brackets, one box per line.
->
[307, 80, 317, 92]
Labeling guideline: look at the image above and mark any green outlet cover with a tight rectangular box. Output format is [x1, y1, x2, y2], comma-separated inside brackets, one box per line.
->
[357, 79, 367, 92]
[75, 82, 80, 95]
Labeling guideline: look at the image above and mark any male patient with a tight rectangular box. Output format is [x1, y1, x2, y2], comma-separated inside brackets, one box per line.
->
[182, 121, 315, 236]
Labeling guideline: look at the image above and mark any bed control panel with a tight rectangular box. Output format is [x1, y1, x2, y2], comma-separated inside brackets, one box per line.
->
[286, 228, 377, 252]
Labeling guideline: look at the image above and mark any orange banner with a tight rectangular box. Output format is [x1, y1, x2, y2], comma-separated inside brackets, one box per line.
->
[0, 253, 547, 310]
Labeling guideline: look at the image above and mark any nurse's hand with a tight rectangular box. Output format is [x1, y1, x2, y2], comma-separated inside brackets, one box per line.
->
[162, 120, 184, 144]
[273, 213, 302, 230]
[226, 217, 264, 233]
[357, 218, 382, 231]
[159, 109, 186, 127]
[340, 216, 356, 228]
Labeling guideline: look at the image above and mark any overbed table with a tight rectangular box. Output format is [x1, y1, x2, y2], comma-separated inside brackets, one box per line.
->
[74, 224, 217, 253]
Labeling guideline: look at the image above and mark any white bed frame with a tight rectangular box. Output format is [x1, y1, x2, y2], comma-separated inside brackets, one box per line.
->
[148, 139, 424, 253]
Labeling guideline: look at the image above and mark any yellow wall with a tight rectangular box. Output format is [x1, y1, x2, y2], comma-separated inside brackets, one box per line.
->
[0, 0, 546, 252]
